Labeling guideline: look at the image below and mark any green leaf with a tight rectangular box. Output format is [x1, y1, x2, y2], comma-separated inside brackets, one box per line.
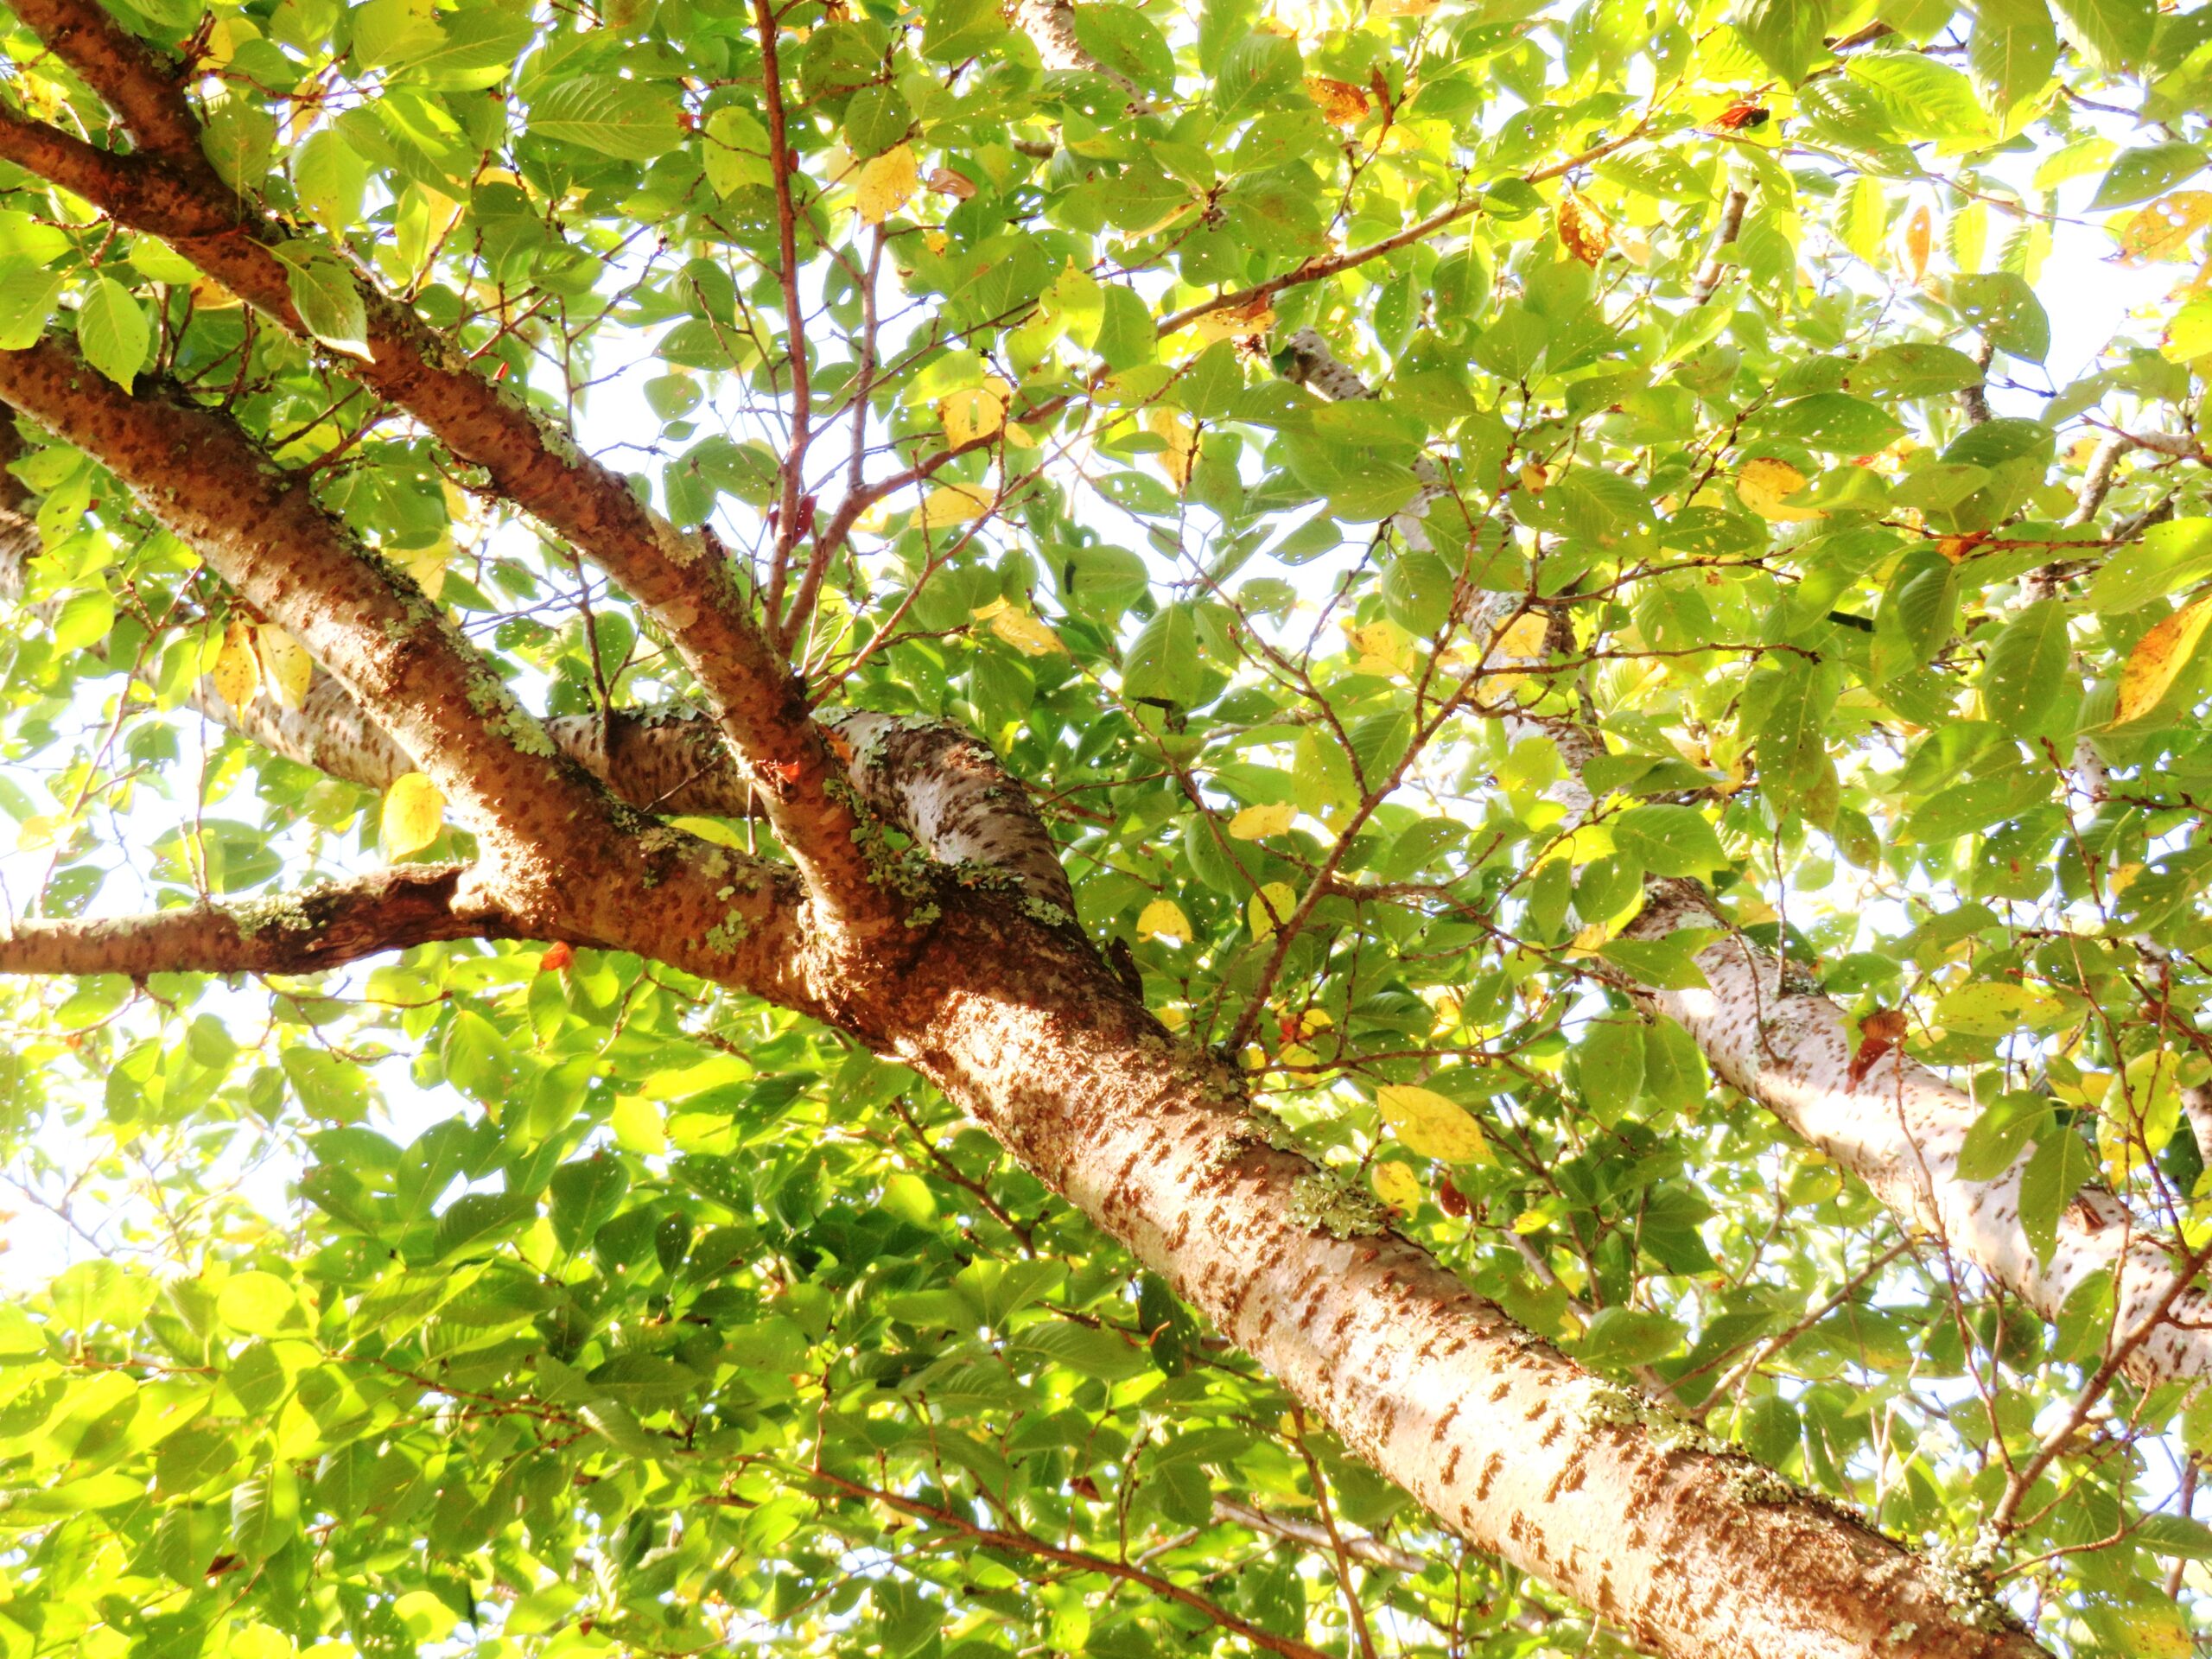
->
[75, 278, 149, 389]
[528, 76, 686, 162]
[1944, 271, 2050, 360]
[2018, 1131, 2097, 1266]
[702, 105, 772, 194]
[276, 245, 372, 359]
[549, 1154, 629, 1251]
[2088, 518, 2212, 614]
[430, 1190, 536, 1262]
[1851, 342, 1991, 397]
[294, 128, 369, 232]
[1598, 933, 1715, 991]
[1610, 804, 1729, 877]
[0, 263, 66, 351]
[201, 95, 276, 192]
[2088, 141, 2209, 211]
[1958, 1091, 2056, 1182]
[2052, 0, 2157, 74]
[1979, 599, 2069, 736]
[1968, 0, 2059, 113]
[1122, 604, 1204, 706]
[1732, 0, 1833, 84]
[1579, 1306, 1684, 1369]
[1095, 283, 1158, 371]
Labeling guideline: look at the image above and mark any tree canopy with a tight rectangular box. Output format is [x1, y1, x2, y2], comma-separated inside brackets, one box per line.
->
[3, 0, 2212, 1655]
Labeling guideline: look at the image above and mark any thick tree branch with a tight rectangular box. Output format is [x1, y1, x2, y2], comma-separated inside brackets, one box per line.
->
[7, 0, 217, 168]
[0, 866, 508, 977]
[0, 71, 888, 936]
[0, 339, 610, 872]
[859, 899, 2048, 1659]
[1624, 880, 2212, 1389]
[0, 101, 226, 238]
[0, 339, 808, 986]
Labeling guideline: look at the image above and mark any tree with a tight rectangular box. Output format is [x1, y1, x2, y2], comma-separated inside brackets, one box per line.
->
[0, 0, 2209, 1651]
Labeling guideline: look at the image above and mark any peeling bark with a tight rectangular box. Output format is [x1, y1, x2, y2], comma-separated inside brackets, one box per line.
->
[1014, 0, 1146, 99]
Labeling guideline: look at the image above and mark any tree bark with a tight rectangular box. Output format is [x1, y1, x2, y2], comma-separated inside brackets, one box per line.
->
[853, 899, 2044, 1659]
[1624, 881, 2212, 1388]
[0, 866, 511, 976]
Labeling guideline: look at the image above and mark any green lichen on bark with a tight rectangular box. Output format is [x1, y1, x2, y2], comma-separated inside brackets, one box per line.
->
[1918, 1527, 2007, 1632]
[232, 891, 318, 938]
[1285, 1166, 1390, 1238]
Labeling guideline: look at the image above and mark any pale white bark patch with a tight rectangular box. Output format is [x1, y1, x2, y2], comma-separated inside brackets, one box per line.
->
[1626, 882, 2212, 1386]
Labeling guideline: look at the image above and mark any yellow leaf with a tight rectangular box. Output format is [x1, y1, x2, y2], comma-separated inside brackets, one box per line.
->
[1376, 1084, 1492, 1164]
[1186, 296, 1275, 346]
[1370, 0, 1436, 14]
[2116, 191, 2212, 265]
[1229, 801, 1295, 840]
[1135, 897, 1192, 944]
[1736, 456, 1824, 523]
[855, 144, 918, 225]
[1370, 1160, 1421, 1215]
[404, 540, 448, 601]
[213, 620, 262, 711]
[2116, 594, 2212, 725]
[254, 626, 314, 711]
[1512, 1208, 1548, 1234]
[190, 276, 243, 311]
[941, 376, 1012, 448]
[1343, 619, 1415, 676]
[1496, 613, 1548, 658]
[1156, 1003, 1188, 1030]
[1146, 407, 1197, 488]
[1249, 880, 1297, 940]
[916, 482, 991, 530]
[610, 1094, 666, 1156]
[379, 771, 446, 859]
[1297, 1007, 1332, 1036]
[988, 607, 1065, 657]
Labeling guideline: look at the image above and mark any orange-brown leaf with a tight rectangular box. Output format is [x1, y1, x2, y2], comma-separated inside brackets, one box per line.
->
[1304, 75, 1370, 126]
[1556, 192, 1611, 267]
[1903, 204, 1933, 284]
